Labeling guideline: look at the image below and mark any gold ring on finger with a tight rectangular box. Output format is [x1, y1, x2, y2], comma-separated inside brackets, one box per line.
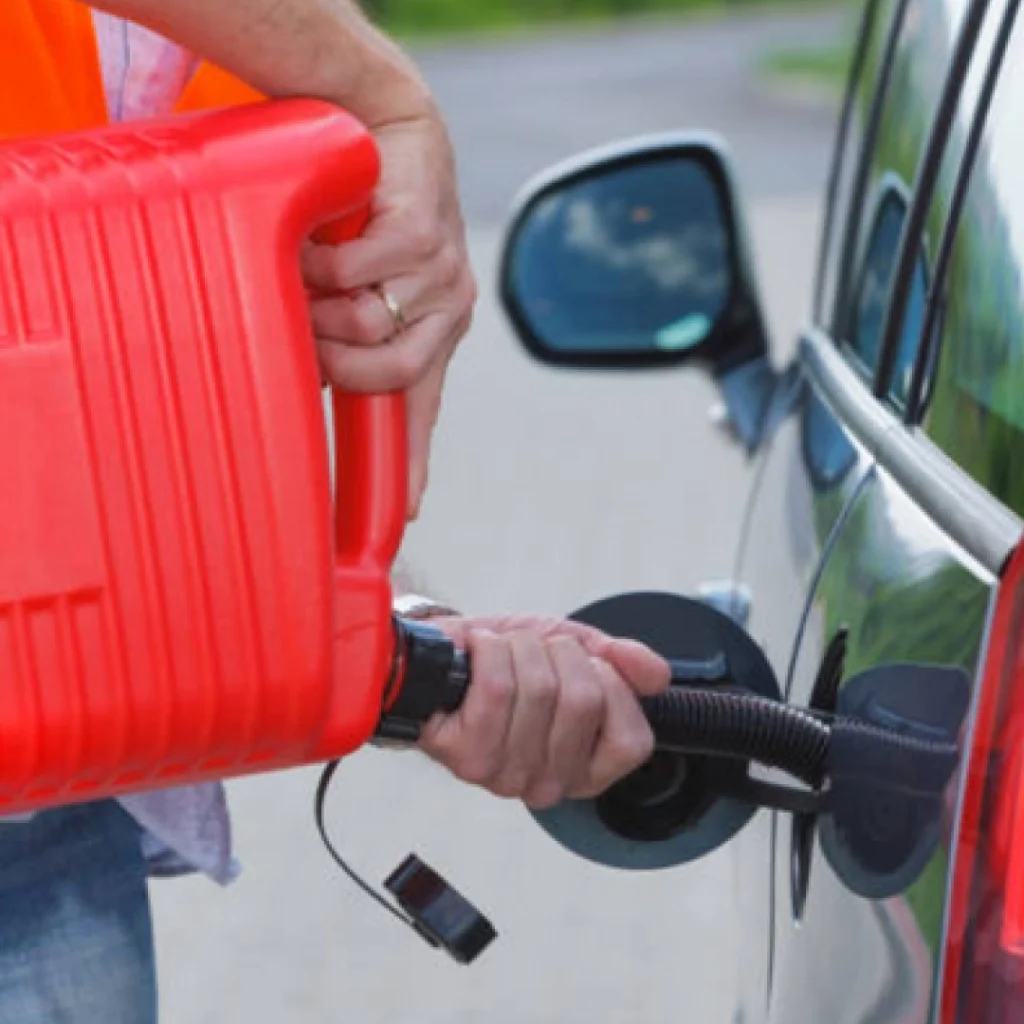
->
[378, 285, 407, 333]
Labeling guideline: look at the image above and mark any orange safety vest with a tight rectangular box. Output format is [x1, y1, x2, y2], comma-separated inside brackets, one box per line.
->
[0, 0, 263, 138]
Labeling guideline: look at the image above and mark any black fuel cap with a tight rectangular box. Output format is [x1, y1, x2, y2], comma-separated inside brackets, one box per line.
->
[384, 854, 497, 965]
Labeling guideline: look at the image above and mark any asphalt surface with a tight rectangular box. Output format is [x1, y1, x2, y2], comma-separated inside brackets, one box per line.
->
[414, 6, 845, 223]
[151, 10, 841, 1023]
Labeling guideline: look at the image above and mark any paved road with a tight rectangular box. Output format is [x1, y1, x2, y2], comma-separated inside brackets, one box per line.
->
[414, 6, 845, 224]
[151, 11, 840, 1023]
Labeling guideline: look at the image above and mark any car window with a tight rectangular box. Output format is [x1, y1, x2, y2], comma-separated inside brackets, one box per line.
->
[832, 0, 972, 376]
[886, 0, 1016, 411]
[920, 16, 1024, 516]
[847, 176, 929, 394]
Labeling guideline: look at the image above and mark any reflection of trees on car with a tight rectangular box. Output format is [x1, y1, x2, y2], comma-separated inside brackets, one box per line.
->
[924, 119, 1024, 516]
[810, 481, 989, 956]
[847, 0, 1024, 515]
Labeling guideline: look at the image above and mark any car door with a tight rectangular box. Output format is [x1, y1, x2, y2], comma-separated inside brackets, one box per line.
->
[751, 0, 1024, 1021]
[490, 0, 1023, 1010]
[729, 0, 936, 1013]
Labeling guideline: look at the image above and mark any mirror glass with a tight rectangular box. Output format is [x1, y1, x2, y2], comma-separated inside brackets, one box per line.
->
[506, 154, 736, 359]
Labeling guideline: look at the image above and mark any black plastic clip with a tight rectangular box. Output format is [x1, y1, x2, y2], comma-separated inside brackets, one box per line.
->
[384, 855, 497, 965]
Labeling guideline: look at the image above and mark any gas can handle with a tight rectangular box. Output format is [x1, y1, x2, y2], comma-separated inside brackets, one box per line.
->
[315, 214, 408, 571]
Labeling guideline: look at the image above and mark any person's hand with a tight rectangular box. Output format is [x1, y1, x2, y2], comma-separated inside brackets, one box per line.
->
[418, 616, 671, 809]
[302, 109, 475, 519]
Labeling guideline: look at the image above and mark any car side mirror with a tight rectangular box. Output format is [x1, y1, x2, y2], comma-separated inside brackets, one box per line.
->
[499, 134, 770, 378]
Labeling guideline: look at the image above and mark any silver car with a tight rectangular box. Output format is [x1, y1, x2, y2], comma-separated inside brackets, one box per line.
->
[497, 0, 1024, 1019]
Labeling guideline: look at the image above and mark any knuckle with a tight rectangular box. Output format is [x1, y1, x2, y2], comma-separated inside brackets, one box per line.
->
[351, 297, 382, 342]
[434, 243, 460, 286]
[310, 308, 337, 341]
[326, 249, 356, 287]
[454, 763, 487, 787]
[416, 724, 445, 759]
[530, 667, 560, 706]
[633, 726, 657, 766]
[406, 216, 439, 259]
[394, 339, 433, 382]
[454, 754, 499, 788]
[608, 724, 655, 772]
[490, 772, 528, 800]
[316, 343, 348, 386]
[480, 666, 515, 705]
[525, 781, 565, 810]
[563, 681, 605, 723]
[546, 637, 580, 668]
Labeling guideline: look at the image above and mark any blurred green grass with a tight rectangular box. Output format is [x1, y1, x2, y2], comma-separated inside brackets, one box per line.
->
[367, 0, 820, 36]
[761, 41, 853, 94]
[368, 0, 857, 111]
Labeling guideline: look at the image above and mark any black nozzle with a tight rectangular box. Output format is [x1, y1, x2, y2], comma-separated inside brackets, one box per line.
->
[376, 618, 470, 743]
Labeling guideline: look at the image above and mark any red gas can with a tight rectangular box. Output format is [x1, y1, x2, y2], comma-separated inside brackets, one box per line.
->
[0, 99, 407, 813]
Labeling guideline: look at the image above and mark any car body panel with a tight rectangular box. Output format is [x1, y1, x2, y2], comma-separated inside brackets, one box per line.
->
[733, 0, 1024, 1017]
[768, 457, 995, 1023]
[496, 0, 1024, 1014]
[731, 364, 877, 1022]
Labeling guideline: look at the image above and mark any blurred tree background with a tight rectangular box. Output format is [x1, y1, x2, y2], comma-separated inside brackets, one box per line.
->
[362, 0, 763, 34]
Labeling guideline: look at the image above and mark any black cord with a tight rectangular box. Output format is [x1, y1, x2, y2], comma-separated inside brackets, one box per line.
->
[314, 759, 417, 932]
[315, 756, 496, 963]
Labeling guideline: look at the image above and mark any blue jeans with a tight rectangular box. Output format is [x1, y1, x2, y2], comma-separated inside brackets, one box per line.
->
[0, 800, 158, 1024]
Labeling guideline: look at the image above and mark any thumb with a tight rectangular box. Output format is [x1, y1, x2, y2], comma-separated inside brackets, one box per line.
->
[601, 639, 671, 697]
[419, 708, 461, 753]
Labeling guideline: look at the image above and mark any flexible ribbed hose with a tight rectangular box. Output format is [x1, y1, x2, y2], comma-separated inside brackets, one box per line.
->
[397, 631, 959, 792]
[641, 689, 958, 790]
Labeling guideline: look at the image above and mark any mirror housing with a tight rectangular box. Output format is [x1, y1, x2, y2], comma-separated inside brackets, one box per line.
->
[499, 133, 771, 381]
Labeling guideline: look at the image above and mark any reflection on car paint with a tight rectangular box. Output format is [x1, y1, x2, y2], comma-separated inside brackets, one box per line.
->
[820, 662, 969, 900]
[802, 390, 860, 494]
[773, 466, 994, 1024]
[922, 18, 1024, 516]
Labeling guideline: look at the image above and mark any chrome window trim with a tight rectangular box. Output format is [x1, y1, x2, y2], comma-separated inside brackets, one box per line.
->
[830, 0, 916, 339]
[875, 0, 999, 400]
[813, 0, 886, 324]
[801, 327, 897, 455]
[907, 0, 1024, 420]
[801, 328, 1022, 574]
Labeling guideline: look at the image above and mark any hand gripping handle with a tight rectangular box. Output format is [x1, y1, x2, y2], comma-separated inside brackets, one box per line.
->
[316, 213, 409, 571]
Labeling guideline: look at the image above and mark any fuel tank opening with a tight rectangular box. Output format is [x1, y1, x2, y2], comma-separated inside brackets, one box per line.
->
[528, 592, 964, 879]
[530, 591, 783, 871]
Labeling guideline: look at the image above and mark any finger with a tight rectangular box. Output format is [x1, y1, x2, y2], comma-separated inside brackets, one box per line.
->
[301, 242, 336, 294]
[489, 631, 560, 800]
[302, 229, 434, 295]
[524, 639, 606, 810]
[593, 638, 670, 698]
[319, 312, 454, 392]
[532, 620, 639, 656]
[311, 281, 414, 348]
[419, 631, 514, 787]
[521, 623, 670, 698]
[572, 658, 656, 800]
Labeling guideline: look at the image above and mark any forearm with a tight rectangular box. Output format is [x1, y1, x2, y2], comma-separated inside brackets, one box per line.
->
[88, 0, 434, 127]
